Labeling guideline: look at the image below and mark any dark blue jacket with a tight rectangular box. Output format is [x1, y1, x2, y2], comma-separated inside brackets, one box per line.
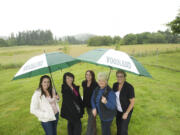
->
[91, 85, 116, 121]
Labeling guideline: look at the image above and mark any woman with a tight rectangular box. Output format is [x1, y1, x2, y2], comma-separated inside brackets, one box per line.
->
[30, 75, 60, 135]
[82, 70, 98, 135]
[60, 72, 84, 135]
[91, 72, 116, 135]
[113, 70, 135, 135]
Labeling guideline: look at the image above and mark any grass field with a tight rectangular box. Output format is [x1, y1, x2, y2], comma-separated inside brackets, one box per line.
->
[0, 44, 180, 66]
[0, 44, 180, 135]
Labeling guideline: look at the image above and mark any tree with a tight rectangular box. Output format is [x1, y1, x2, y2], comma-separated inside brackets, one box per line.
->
[64, 36, 82, 44]
[7, 33, 17, 46]
[7, 30, 55, 45]
[113, 36, 121, 44]
[136, 32, 152, 44]
[150, 32, 166, 43]
[122, 34, 137, 45]
[88, 36, 113, 46]
[0, 38, 8, 47]
[88, 36, 103, 46]
[168, 10, 180, 34]
[158, 30, 179, 43]
[102, 36, 113, 45]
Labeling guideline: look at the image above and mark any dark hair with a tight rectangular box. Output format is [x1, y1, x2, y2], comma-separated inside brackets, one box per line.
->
[63, 72, 75, 86]
[116, 70, 127, 77]
[38, 75, 53, 98]
[85, 70, 96, 82]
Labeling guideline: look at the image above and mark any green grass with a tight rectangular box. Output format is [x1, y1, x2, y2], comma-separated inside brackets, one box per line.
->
[0, 45, 180, 135]
[0, 44, 180, 66]
[137, 52, 180, 71]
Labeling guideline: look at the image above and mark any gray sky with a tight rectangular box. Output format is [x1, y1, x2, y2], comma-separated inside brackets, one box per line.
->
[0, 0, 179, 37]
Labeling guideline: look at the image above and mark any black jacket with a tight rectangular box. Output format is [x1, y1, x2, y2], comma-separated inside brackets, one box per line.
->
[113, 81, 135, 113]
[82, 80, 98, 108]
[60, 84, 84, 123]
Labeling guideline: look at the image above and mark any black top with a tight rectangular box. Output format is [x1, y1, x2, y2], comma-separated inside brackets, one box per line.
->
[82, 80, 98, 108]
[113, 81, 135, 112]
[60, 84, 84, 123]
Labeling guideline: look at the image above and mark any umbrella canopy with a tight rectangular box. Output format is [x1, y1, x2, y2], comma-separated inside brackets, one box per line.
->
[77, 48, 152, 78]
[13, 52, 79, 80]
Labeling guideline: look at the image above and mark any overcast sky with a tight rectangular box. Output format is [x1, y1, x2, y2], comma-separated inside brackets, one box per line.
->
[0, 0, 179, 37]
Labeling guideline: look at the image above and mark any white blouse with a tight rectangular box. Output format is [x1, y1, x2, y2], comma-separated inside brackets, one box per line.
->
[115, 91, 123, 112]
[30, 89, 60, 122]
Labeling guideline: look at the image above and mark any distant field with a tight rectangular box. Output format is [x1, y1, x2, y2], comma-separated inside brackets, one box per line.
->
[0, 44, 180, 66]
[0, 44, 180, 135]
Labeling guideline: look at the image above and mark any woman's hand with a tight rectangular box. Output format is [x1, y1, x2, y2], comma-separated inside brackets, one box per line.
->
[122, 98, 134, 120]
[92, 109, 97, 117]
[122, 112, 128, 120]
[101, 96, 107, 104]
[55, 95, 60, 100]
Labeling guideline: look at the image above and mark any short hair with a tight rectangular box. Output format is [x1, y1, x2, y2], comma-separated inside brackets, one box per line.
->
[97, 72, 108, 82]
[116, 70, 127, 77]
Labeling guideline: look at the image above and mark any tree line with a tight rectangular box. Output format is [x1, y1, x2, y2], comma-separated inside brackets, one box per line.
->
[87, 30, 180, 46]
[0, 30, 86, 47]
[4, 30, 55, 46]
[0, 29, 179, 47]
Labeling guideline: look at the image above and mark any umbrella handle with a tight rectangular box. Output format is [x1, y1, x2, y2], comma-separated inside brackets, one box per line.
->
[49, 69, 59, 97]
[44, 50, 59, 96]
[102, 88, 108, 97]
[107, 67, 112, 82]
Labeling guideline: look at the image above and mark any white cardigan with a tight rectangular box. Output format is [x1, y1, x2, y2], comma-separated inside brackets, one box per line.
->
[30, 89, 60, 122]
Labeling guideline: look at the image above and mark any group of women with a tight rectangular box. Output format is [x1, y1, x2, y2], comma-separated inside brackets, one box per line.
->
[30, 70, 135, 135]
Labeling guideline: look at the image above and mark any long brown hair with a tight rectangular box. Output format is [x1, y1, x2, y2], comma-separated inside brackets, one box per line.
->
[38, 75, 53, 98]
[85, 70, 96, 83]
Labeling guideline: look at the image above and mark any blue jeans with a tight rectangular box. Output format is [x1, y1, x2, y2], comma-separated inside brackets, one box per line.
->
[41, 112, 59, 135]
[101, 121, 112, 135]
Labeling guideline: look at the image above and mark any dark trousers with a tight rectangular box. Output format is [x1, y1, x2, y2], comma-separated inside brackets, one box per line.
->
[41, 112, 59, 135]
[86, 108, 97, 135]
[101, 120, 112, 135]
[67, 119, 82, 135]
[116, 111, 132, 135]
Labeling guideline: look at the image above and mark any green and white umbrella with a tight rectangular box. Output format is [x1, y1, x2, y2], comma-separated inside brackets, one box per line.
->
[77, 48, 152, 78]
[13, 52, 79, 80]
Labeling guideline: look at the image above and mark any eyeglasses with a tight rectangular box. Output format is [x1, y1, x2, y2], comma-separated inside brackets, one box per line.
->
[117, 75, 124, 78]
